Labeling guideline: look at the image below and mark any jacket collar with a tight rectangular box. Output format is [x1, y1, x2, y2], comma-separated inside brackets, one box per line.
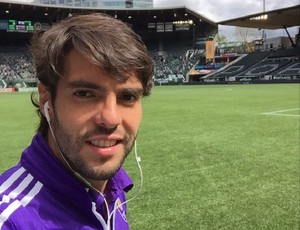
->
[21, 133, 133, 205]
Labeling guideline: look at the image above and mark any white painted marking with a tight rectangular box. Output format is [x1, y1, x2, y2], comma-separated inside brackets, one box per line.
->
[262, 108, 300, 117]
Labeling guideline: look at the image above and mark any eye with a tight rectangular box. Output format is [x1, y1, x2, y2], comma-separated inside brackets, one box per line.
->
[74, 91, 93, 98]
[118, 89, 143, 106]
[120, 93, 138, 103]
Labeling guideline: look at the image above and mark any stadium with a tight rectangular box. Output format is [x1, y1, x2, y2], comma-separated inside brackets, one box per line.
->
[0, 1, 299, 229]
[0, 2, 299, 90]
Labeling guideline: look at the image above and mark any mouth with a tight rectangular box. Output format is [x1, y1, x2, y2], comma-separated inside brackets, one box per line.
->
[88, 140, 120, 148]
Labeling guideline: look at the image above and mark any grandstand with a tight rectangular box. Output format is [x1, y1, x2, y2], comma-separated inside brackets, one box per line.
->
[207, 51, 273, 81]
[0, 2, 299, 90]
[187, 4, 300, 84]
[204, 4, 300, 84]
[199, 46, 300, 83]
[0, 1, 220, 89]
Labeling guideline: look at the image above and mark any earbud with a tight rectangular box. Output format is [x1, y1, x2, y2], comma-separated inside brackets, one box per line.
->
[44, 101, 51, 122]
[134, 140, 141, 162]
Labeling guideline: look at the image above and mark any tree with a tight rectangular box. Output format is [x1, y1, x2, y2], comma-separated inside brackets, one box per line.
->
[234, 27, 261, 52]
[234, 26, 261, 43]
[215, 33, 227, 43]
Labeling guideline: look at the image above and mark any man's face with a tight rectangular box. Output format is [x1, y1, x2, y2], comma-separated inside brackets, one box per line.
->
[47, 49, 143, 183]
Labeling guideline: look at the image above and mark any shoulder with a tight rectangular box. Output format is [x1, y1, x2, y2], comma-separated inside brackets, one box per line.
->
[0, 165, 44, 229]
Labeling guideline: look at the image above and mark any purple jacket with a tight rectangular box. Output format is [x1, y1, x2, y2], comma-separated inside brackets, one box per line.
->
[0, 134, 133, 229]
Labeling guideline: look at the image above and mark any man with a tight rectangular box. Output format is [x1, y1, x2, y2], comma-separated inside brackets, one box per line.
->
[0, 13, 153, 229]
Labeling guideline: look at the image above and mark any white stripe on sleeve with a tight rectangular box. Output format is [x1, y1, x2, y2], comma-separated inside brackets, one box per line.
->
[0, 168, 26, 194]
[0, 179, 43, 228]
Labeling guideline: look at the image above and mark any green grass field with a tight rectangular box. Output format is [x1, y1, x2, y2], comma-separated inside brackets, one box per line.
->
[0, 84, 299, 229]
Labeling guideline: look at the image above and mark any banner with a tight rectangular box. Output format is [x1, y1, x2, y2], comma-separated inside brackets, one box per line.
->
[205, 41, 215, 60]
[0, 88, 15, 93]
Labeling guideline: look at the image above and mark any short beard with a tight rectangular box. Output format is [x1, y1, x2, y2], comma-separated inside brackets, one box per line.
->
[52, 112, 136, 181]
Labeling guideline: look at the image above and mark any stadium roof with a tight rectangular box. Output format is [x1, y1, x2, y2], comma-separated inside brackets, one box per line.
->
[0, 1, 216, 26]
[218, 4, 300, 30]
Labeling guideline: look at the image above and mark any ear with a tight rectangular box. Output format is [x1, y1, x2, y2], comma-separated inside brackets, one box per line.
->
[38, 82, 51, 116]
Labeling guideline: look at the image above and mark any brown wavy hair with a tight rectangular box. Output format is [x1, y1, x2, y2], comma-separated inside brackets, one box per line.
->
[31, 13, 153, 136]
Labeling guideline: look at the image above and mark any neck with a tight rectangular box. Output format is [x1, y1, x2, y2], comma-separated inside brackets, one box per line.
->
[46, 130, 108, 193]
[89, 179, 108, 194]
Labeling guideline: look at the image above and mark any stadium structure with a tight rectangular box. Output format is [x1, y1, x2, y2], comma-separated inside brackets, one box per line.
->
[32, 0, 154, 8]
[196, 4, 300, 84]
[0, 1, 299, 92]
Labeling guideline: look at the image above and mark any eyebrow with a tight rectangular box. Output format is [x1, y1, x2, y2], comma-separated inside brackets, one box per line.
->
[121, 88, 144, 96]
[67, 80, 103, 90]
[66, 80, 144, 95]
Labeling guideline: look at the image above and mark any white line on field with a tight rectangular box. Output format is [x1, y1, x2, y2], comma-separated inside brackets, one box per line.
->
[262, 108, 300, 117]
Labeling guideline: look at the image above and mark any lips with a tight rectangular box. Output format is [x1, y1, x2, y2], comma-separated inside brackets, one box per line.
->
[86, 135, 123, 157]
[89, 140, 117, 148]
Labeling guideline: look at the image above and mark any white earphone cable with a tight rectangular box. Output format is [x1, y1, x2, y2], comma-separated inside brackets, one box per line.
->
[107, 140, 143, 222]
[45, 104, 143, 230]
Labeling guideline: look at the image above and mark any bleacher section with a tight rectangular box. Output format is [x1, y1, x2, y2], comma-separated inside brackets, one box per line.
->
[267, 48, 300, 59]
[237, 60, 291, 77]
[0, 47, 37, 89]
[153, 54, 196, 84]
[211, 51, 272, 80]
[274, 61, 300, 77]
[0, 44, 299, 88]
[0, 47, 34, 81]
[207, 47, 299, 82]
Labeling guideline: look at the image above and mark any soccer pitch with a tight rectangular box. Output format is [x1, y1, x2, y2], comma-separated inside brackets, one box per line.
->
[0, 84, 299, 229]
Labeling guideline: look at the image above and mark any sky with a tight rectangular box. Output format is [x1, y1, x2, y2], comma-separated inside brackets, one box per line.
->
[153, 0, 299, 40]
[153, 0, 299, 21]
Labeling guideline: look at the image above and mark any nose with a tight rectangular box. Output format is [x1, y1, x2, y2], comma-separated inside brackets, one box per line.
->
[94, 95, 121, 129]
